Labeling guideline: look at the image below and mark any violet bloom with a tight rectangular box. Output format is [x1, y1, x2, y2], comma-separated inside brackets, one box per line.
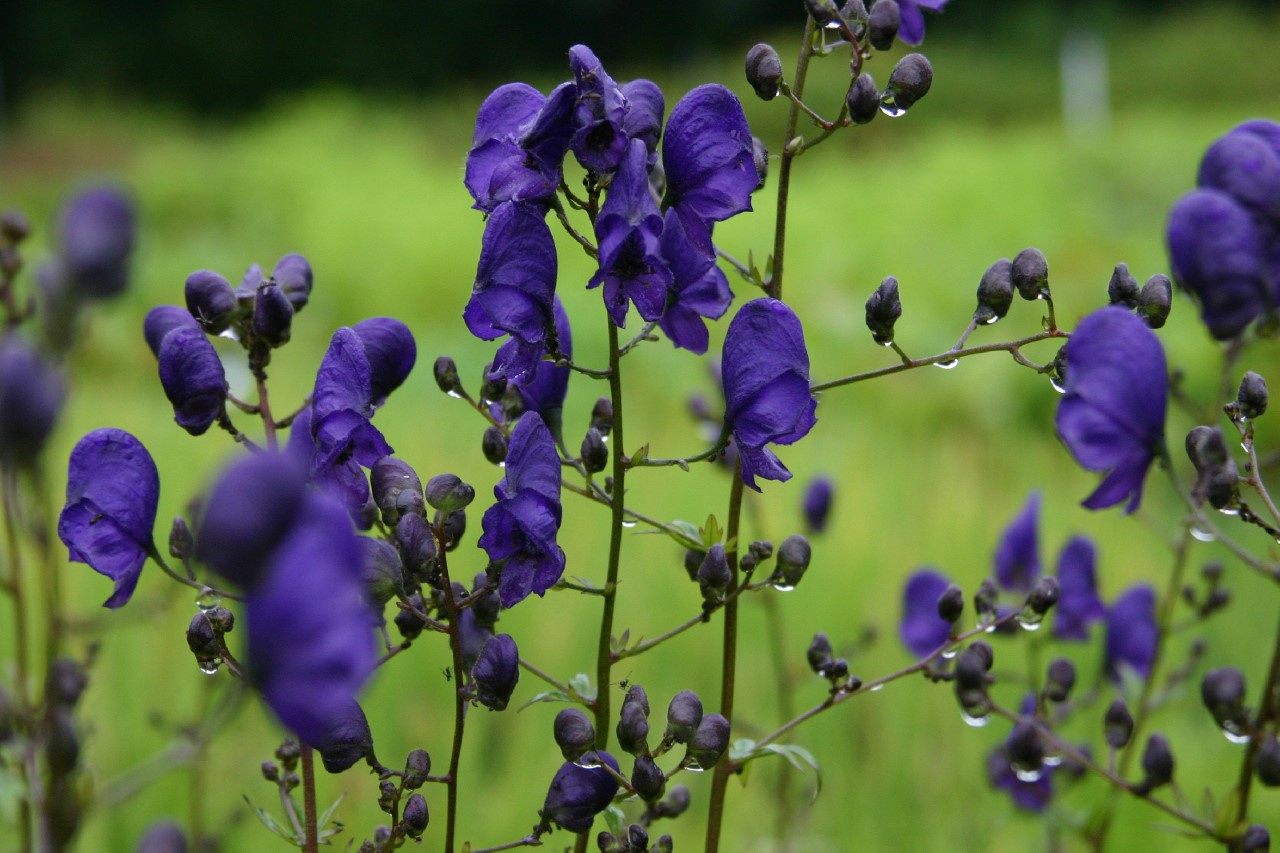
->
[511, 296, 571, 432]
[803, 475, 834, 534]
[464, 201, 558, 383]
[621, 79, 665, 161]
[900, 568, 952, 658]
[143, 305, 200, 356]
[352, 317, 417, 408]
[568, 45, 630, 174]
[721, 298, 817, 490]
[1053, 536, 1104, 641]
[57, 187, 136, 297]
[308, 698, 375, 774]
[993, 492, 1041, 594]
[656, 209, 733, 354]
[588, 138, 672, 327]
[1104, 584, 1157, 683]
[662, 84, 757, 256]
[987, 739, 1053, 811]
[540, 751, 621, 832]
[477, 413, 566, 607]
[1055, 307, 1167, 513]
[0, 335, 65, 468]
[473, 633, 520, 711]
[157, 326, 228, 436]
[465, 82, 575, 212]
[58, 428, 159, 608]
[898, 1, 951, 46]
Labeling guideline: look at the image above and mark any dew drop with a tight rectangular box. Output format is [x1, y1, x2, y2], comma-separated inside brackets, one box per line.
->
[198, 658, 222, 676]
[960, 710, 991, 728]
[446, 390, 463, 399]
[878, 340, 894, 348]
[1017, 610, 1044, 631]
[683, 759, 706, 773]
[1222, 723, 1251, 745]
[870, 684, 885, 693]
[195, 589, 221, 612]
[1190, 524, 1217, 543]
[574, 752, 603, 769]
[879, 95, 906, 118]
[1049, 376, 1066, 394]
[981, 316, 999, 326]
[1218, 506, 1240, 516]
[934, 359, 959, 370]
[771, 582, 796, 592]
[498, 461, 506, 468]
[621, 519, 637, 529]
[1042, 754, 1064, 767]
[941, 649, 957, 660]
[1014, 767, 1043, 783]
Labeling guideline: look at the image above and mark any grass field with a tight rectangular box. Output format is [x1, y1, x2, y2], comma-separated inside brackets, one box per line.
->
[4, 5, 1280, 850]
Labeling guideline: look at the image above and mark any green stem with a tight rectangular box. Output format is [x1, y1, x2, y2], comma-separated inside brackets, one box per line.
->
[2, 473, 30, 700]
[592, 321, 626, 747]
[438, 529, 469, 853]
[299, 744, 318, 853]
[1235, 605, 1280, 825]
[767, 15, 817, 301]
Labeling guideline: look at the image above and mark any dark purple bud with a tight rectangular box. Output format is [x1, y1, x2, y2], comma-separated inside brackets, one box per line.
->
[1104, 698, 1134, 749]
[157, 326, 228, 436]
[1, 209, 31, 243]
[57, 187, 135, 297]
[434, 356, 462, 396]
[272, 253, 313, 313]
[482, 426, 508, 466]
[540, 752, 621, 833]
[937, 584, 964, 624]
[868, 0, 900, 50]
[554, 708, 597, 763]
[1006, 720, 1044, 779]
[865, 276, 902, 344]
[803, 476, 834, 534]
[745, 43, 783, 101]
[437, 508, 466, 553]
[401, 793, 429, 837]
[1198, 126, 1280, 220]
[581, 428, 608, 474]
[616, 701, 650, 755]
[1107, 262, 1141, 308]
[654, 785, 690, 819]
[143, 305, 200, 358]
[1237, 372, 1268, 419]
[1202, 667, 1248, 734]
[1012, 248, 1049, 300]
[395, 513, 438, 578]
[1138, 274, 1173, 329]
[253, 283, 294, 348]
[45, 659, 88, 709]
[665, 690, 703, 745]
[187, 612, 220, 663]
[45, 707, 79, 775]
[847, 74, 880, 125]
[1043, 658, 1076, 703]
[688, 714, 730, 771]
[682, 549, 702, 582]
[591, 397, 614, 436]
[807, 632, 835, 675]
[184, 270, 238, 334]
[168, 516, 193, 560]
[627, 825, 649, 851]
[697, 544, 732, 593]
[371, 457, 424, 526]
[0, 335, 66, 468]
[1026, 576, 1060, 616]
[752, 137, 769, 188]
[1137, 734, 1174, 793]
[395, 593, 428, 640]
[359, 537, 405, 607]
[624, 684, 649, 717]
[653, 835, 673, 853]
[1243, 824, 1271, 852]
[974, 577, 998, 624]
[403, 749, 432, 789]
[775, 534, 812, 588]
[1257, 737, 1280, 787]
[631, 753, 665, 802]
[137, 821, 188, 853]
[1186, 425, 1239, 510]
[804, 0, 839, 25]
[975, 258, 1014, 325]
[473, 634, 519, 711]
[884, 53, 932, 113]
[425, 474, 475, 513]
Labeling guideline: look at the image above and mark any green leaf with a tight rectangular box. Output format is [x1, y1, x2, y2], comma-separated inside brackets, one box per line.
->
[603, 804, 626, 837]
[518, 690, 571, 711]
[1213, 786, 1244, 838]
[569, 672, 598, 702]
[630, 444, 650, 466]
[702, 514, 722, 546]
[660, 520, 704, 551]
[243, 795, 301, 846]
[316, 792, 346, 836]
[729, 738, 757, 762]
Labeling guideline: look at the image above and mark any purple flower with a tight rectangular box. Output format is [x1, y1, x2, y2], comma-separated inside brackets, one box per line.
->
[987, 740, 1053, 812]
[803, 475, 834, 534]
[621, 79, 665, 160]
[58, 428, 159, 608]
[184, 270, 238, 334]
[511, 296, 571, 430]
[993, 493, 1041, 594]
[156, 326, 227, 436]
[473, 633, 520, 711]
[569, 45, 630, 174]
[57, 187, 136, 297]
[308, 698, 375, 774]
[352, 317, 417, 408]
[0, 335, 65, 468]
[1104, 584, 1157, 683]
[662, 84, 757, 256]
[656, 209, 733, 354]
[464, 201, 558, 383]
[465, 82, 575, 212]
[273, 253, 313, 313]
[143, 305, 201, 356]
[898, 0, 951, 46]
[900, 568, 952, 657]
[721, 298, 817, 490]
[1053, 536, 1104, 640]
[1055, 307, 1167, 513]
[540, 751, 621, 832]
[588, 139, 672, 327]
[478, 413, 565, 607]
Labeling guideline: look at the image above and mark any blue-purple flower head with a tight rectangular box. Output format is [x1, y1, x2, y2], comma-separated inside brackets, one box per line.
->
[1056, 307, 1167, 513]
[569, 45, 632, 174]
[511, 296, 572, 433]
[994, 492, 1041, 594]
[898, 0, 951, 46]
[465, 82, 575, 212]
[58, 428, 159, 608]
[657, 209, 733, 354]
[1104, 584, 1157, 684]
[56, 187, 136, 298]
[900, 568, 952, 657]
[0, 335, 66, 469]
[1053, 536, 1104, 641]
[478, 412, 566, 607]
[1167, 120, 1280, 339]
[143, 307, 228, 436]
[721, 298, 817, 490]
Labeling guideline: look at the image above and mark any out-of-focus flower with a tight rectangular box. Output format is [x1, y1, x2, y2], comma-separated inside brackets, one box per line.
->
[803, 475, 834, 534]
[58, 428, 159, 608]
[1053, 536, 1104, 640]
[1055, 307, 1167, 513]
[900, 568, 952, 657]
[897, 0, 950, 46]
[56, 187, 136, 298]
[993, 492, 1041, 594]
[721, 298, 817, 490]
[0, 335, 65, 468]
[1104, 584, 1157, 683]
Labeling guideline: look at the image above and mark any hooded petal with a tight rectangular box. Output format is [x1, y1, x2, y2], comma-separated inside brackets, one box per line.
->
[157, 326, 227, 436]
[541, 752, 621, 832]
[900, 568, 952, 657]
[313, 327, 374, 425]
[1053, 536, 1104, 640]
[512, 296, 571, 425]
[993, 493, 1041, 593]
[1104, 585, 1157, 683]
[657, 208, 732, 354]
[353, 317, 416, 407]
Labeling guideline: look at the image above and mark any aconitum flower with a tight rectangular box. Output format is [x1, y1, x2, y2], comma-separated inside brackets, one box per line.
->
[900, 568, 953, 657]
[993, 492, 1041, 594]
[473, 634, 520, 711]
[721, 298, 817, 490]
[57, 187, 136, 297]
[656, 209, 733, 354]
[1055, 307, 1167, 513]
[464, 201, 558, 383]
[898, 0, 951, 46]
[621, 79, 665, 160]
[511, 296, 571, 432]
[478, 413, 566, 607]
[1053, 536, 1104, 640]
[540, 752, 622, 832]
[352, 317, 417, 408]
[465, 82, 575, 212]
[662, 84, 757, 256]
[58, 428, 159, 608]
[1104, 585, 1157, 683]
[156, 326, 227, 436]
[588, 138, 671, 327]
[569, 45, 630, 174]
[0, 335, 66, 468]
[803, 475, 834, 534]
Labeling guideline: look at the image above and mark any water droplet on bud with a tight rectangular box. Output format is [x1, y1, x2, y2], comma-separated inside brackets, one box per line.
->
[195, 589, 221, 612]
[934, 359, 959, 370]
[198, 658, 222, 676]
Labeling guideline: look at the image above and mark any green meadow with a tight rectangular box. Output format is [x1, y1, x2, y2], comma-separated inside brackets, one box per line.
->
[3, 5, 1280, 850]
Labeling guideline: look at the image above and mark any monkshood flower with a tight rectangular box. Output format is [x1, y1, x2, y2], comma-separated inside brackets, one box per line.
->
[58, 428, 159, 608]
[511, 296, 572, 433]
[0, 335, 66, 469]
[540, 751, 621, 832]
[994, 492, 1041, 594]
[464, 201, 558, 383]
[803, 475, 834, 534]
[662, 84, 757, 257]
[156, 325, 227, 436]
[465, 81, 575, 212]
[900, 568, 952, 657]
[478, 412, 566, 607]
[987, 697, 1055, 812]
[656, 209, 733, 354]
[1055, 306, 1167, 513]
[352, 317, 417, 408]
[588, 138, 672, 327]
[1053, 536, 1104, 641]
[473, 633, 520, 711]
[307, 698, 375, 774]
[569, 45, 630, 174]
[56, 187, 136, 298]
[898, 0, 951, 46]
[721, 298, 817, 490]
[621, 79, 665, 162]
[1104, 584, 1157, 683]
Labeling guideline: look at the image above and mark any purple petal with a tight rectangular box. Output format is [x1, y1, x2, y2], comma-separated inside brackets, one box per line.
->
[1053, 536, 1104, 640]
[658, 209, 732, 354]
[144, 305, 201, 358]
[542, 752, 621, 832]
[621, 79, 665, 156]
[993, 493, 1041, 593]
[157, 327, 227, 436]
[353, 317, 416, 407]
[1105, 584, 1157, 683]
[512, 296, 572, 424]
[900, 568, 952, 658]
[312, 327, 374, 425]
[58, 187, 136, 297]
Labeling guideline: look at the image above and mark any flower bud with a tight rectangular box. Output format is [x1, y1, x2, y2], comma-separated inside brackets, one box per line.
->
[752, 136, 769, 189]
[687, 713, 730, 770]
[1011, 248, 1049, 300]
[261, 761, 279, 782]
[1026, 576, 1060, 615]
[1, 210, 30, 244]
[682, 549, 702, 582]
[480, 367, 507, 404]
[1107, 262, 1140, 309]
[541, 752, 621, 833]
[954, 643, 993, 720]
[482, 425, 508, 465]
[184, 270, 238, 334]
[597, 832, 624, 853]
[434, 356, 462, 396]
[394, 593, 428, 640]
[617, 702, 650, 756]
[45, 708, 80, 776]
[807, 632, 834, 675]
[627, 825, 649, 851]
[775, 534, 812, 588]
[1137, 733, 1175, 793]
[371, 457, 424, 526]
[1186, 426, 1239, 510]
[846, 73, 880, 125]
[401, 793, 429, 837]
[0, 336, 66, 468]
[653, 836, 674, 853]
[359, 538, 405, 607]
[974, 578, 998, 624]
[555, 708, 597, 763]
[403, 748, 432, 789]
[186, 612, 220, 662]
[436, 508, 467, 552]
[1201, 667, 1248, 733]
[884, 53, 932, 113]
[631, 753, 666, 802]
[168, 516, 194, 560]
[1237, 372, 1268, 420]
[378, 779, 399, 813]
[425, 474, 475, 513]
[46, 658, 88, 708]
[975, 258, 1014, 325]
[868, 0, 900, 50]
[252, 283, 294, 348]
[804, 0, 839, 25]
[473, 634, 519, 711]
[57, 187, 136, 298]
[581, 427, 608, 474]
[1256, 736, 1280, 787]
[1243, 824, 1271, 852]
[137, 821, 187, 853]
[272, 253, 313, 313]
[745, 44, 783, 101]
[591, 397, 614, 436]
[624, 684, 649, 717]
[655, 785, 690, 819]
[1006, 721, 1044, 778]
[396, 513, 438, 578]
[697, 544, 732, 594]
[937, 584, 964, 624]
[864, 276, 902, 344]
[665, 690, 704, 745]
[1043, 658, 1076, 703]
[1138, 274, 1173, 329]
[1104, 698, 1133, 749]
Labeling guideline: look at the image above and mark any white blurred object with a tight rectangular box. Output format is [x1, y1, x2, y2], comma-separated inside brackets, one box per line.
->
[1060, 30, 1110, 138]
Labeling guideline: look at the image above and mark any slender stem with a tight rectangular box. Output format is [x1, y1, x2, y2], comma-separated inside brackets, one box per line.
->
[438, 530, 469, 853]
[2, 473, 30, 700]
[628, 434, 727, 469]
[255, 369, 278, 451]
[619, 322, 659, 356]
[614, 579, 757, 660]
[148, 548, 246, 602]
[704, 470, 746, 853]
[1235, 605, 1280, 824]
[766, 15, 817, 300]
[470, 836, 545, 853]
[519, 657, 576, 698]
[762, 591, 797, 850]
[299, 744, 319, 853]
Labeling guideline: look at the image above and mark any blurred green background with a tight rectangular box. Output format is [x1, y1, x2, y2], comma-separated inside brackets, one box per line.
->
[4, 2, 1280, 851]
